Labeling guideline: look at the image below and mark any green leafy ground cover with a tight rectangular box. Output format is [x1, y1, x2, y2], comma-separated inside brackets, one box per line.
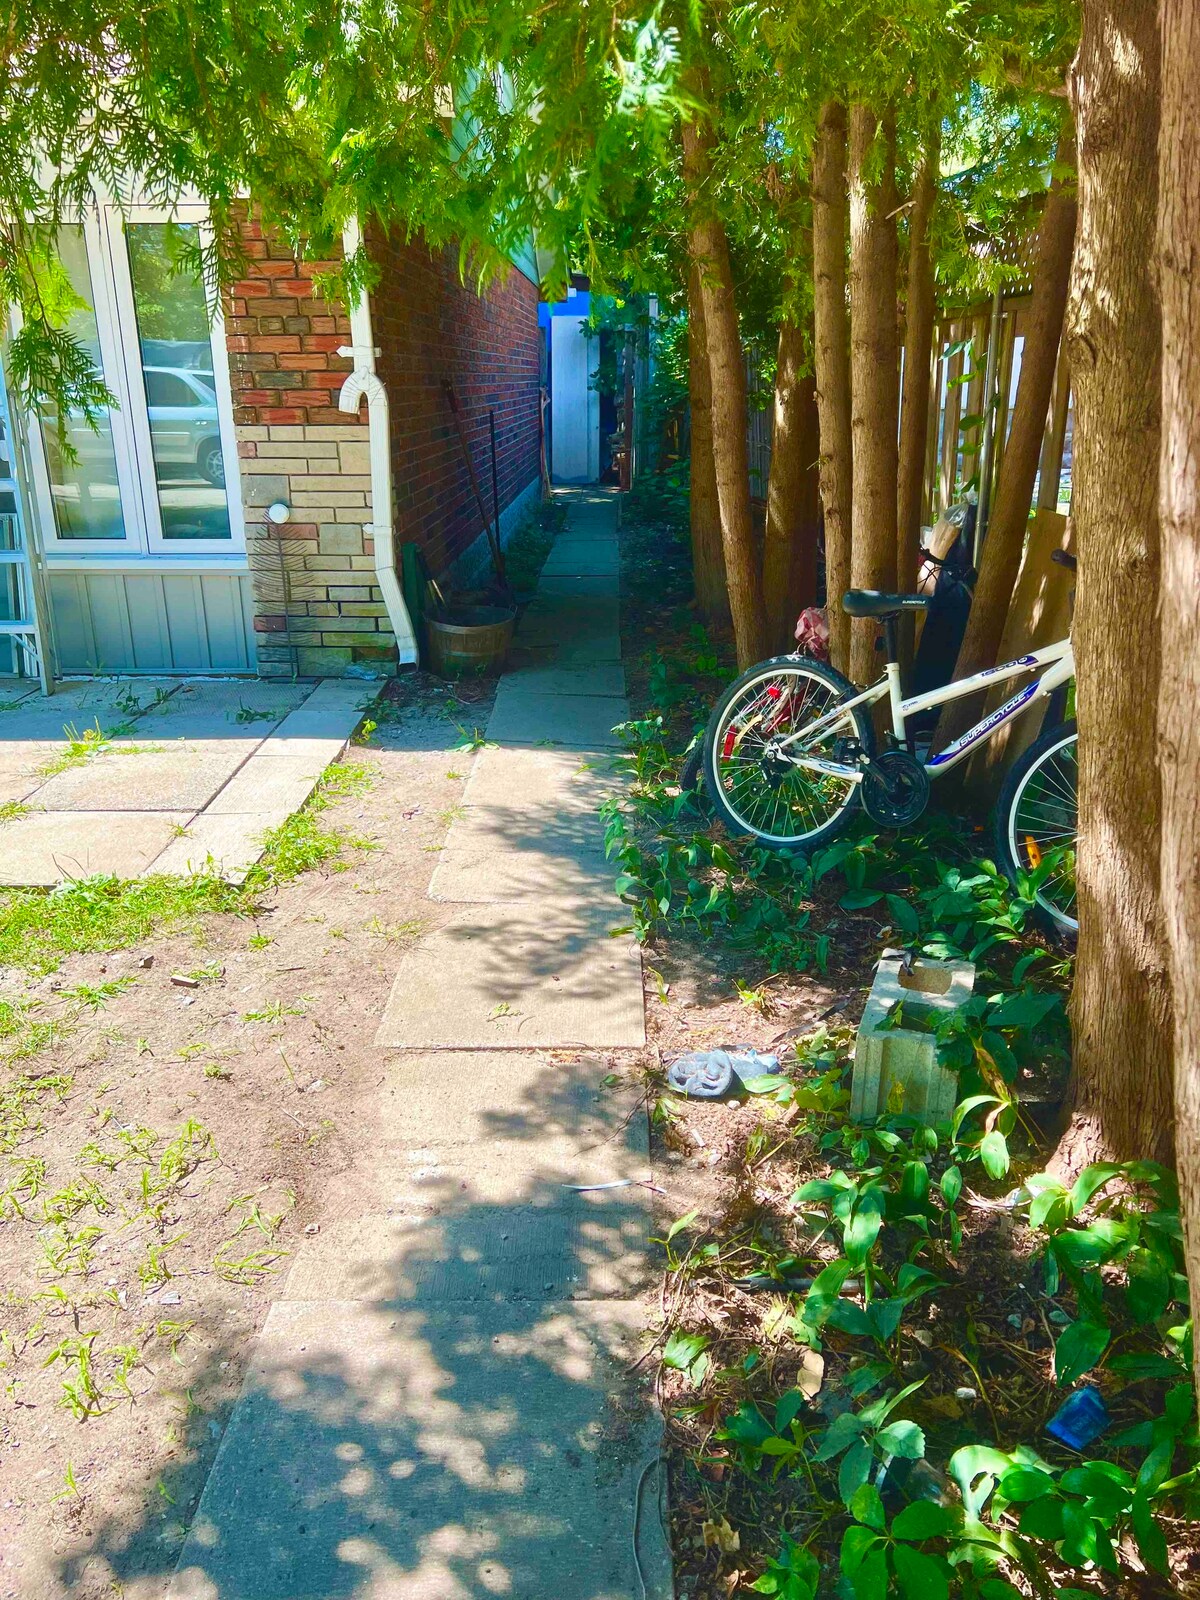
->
[613, 483, 1196, 1598]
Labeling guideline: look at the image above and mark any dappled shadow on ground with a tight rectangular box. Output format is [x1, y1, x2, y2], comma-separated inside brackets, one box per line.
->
[57, 1055, 670, 1600]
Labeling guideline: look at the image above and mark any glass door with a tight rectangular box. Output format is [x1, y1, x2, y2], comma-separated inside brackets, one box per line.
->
[103, 206, 243, 555]
[27, 204, 244, 560]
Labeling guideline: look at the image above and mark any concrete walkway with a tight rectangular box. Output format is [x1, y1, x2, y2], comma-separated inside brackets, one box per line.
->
[0, 677, 374, 885]
[170, 491, 670, 1600]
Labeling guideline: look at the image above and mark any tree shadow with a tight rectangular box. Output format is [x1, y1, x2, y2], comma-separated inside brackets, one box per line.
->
[58, 1056, 671, 1600]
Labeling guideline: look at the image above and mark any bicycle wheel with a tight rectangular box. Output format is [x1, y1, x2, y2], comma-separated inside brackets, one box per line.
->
[703, 655, 874, 849]
[995, 718, 1077, 936]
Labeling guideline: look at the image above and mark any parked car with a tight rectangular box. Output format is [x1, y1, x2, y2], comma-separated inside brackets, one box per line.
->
[142, 366, 225, 487]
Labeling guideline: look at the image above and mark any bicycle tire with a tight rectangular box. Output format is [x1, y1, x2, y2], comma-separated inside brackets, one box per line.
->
[995, 717, 1078, 938]
[703, 655, 875, 850]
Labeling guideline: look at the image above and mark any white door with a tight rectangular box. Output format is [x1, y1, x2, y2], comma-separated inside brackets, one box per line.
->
[550, 315, 600, 484]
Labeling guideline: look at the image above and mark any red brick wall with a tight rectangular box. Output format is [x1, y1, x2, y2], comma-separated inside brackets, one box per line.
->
[225, 219, 356, 430]
[368, 228, 542, 578]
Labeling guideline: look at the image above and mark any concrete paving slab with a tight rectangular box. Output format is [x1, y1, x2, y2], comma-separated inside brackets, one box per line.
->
[515, 603, 620, 648]
[29, 741, 256, 813]
[261, 679, 377, 748]
[0, 680, 40, 708]
[282, 1199, 655, 1302]
[508, 634, 622, 667]
[169, 1299, 670, 1600]
[463, 746, 624, 814]
[428, 846, 610, 904]
[329, 1128, 649, 1210]
[537, 572, 620, 598]
[541, 543, 620, 577]
[0, 678, 181, 742]
[0, 741, 58, 804]
[207, 753, 326, 815]
[500, 660, 626, 696]
[116, 679, 308, 740]
[144, 809, 294, 880]
[374, 901, 644, 1049]
[486, 684, 628, 749]
[366, 1053, 648, 1160]
[0, 809, 196, 886]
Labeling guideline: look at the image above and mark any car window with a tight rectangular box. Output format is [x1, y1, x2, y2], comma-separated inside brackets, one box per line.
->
[145, 370, 198, 408]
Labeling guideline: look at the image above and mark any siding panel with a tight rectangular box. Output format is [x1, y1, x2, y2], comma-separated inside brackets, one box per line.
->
[48, 570, 255, 674]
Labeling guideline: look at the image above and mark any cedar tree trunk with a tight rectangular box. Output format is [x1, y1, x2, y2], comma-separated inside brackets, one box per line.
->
[686, 259, 729, 623]
[933, 121, 1077, 754]
[897, 132, 939, 591]
[763, 318, 821, 651]
[1061, 0, 1173, 1167]
[812, 100, 853, 676]
[1157, 0, 1200, 1381]
[681, 114, 767, 668]
[848, 104, 900, 689]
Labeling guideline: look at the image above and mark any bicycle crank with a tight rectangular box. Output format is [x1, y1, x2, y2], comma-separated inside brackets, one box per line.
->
[860, 750, 931, 827]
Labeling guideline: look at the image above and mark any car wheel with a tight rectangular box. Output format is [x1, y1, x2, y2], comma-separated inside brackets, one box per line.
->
[199, 440, 225, 488]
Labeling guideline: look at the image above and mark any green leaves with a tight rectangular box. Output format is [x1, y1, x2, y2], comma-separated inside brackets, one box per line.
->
[1053, 1318, 1110, 1385]
[662, 1329, 709, 1382]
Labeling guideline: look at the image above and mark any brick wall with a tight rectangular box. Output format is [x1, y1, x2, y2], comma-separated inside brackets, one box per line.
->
[226, 217, 391, 678]
[225, 217, 541, 678]
[368, 227, 542, 579]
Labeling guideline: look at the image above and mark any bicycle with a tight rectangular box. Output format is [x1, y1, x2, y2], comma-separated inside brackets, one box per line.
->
[701, 553, 1078, 936]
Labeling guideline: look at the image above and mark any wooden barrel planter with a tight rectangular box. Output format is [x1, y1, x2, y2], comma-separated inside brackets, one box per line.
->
[426, 603, 515, 677]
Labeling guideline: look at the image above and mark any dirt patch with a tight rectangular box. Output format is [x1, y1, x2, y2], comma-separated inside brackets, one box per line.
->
[0, 677, 494, 1600]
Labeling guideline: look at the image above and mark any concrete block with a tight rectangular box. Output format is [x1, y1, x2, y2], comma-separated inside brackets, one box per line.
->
[850, 950, 975, 1126]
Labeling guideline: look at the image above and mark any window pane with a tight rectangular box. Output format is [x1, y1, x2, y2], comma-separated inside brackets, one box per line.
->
[37, 227, 127, 541]
[125, 223, 232, 541]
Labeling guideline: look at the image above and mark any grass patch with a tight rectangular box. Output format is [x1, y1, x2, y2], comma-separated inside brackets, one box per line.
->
[0, 761, 379, 974]
[0, 800, 28, 825]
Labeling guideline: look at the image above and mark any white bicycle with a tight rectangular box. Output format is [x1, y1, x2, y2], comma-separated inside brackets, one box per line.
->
[702, 558, 1078, 935]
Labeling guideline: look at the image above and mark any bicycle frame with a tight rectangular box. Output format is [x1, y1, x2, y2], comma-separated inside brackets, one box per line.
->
[777, 637, 1075, 781]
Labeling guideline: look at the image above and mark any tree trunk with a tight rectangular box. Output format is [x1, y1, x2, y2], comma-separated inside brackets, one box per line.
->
[897, 131, 939, 591]
[1157, 0, 1200, 1386]
[848, 104, 900, 689]
[933, 121, 1078, 755]
[763, 318, 821, 651]
[1058, 0, 1173, 1169]
[681, 113, 767, 669]
[812, 100, 853, 676]
[686, 259, 729, 624]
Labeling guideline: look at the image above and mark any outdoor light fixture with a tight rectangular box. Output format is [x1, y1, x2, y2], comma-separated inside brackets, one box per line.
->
[266, 500, 291, 526]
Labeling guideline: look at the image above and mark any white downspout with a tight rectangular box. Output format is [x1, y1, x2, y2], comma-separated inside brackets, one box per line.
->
[337, 218, 418, 665]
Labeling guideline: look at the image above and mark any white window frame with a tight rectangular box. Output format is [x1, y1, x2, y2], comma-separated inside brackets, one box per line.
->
[25, 200, 246, 566]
